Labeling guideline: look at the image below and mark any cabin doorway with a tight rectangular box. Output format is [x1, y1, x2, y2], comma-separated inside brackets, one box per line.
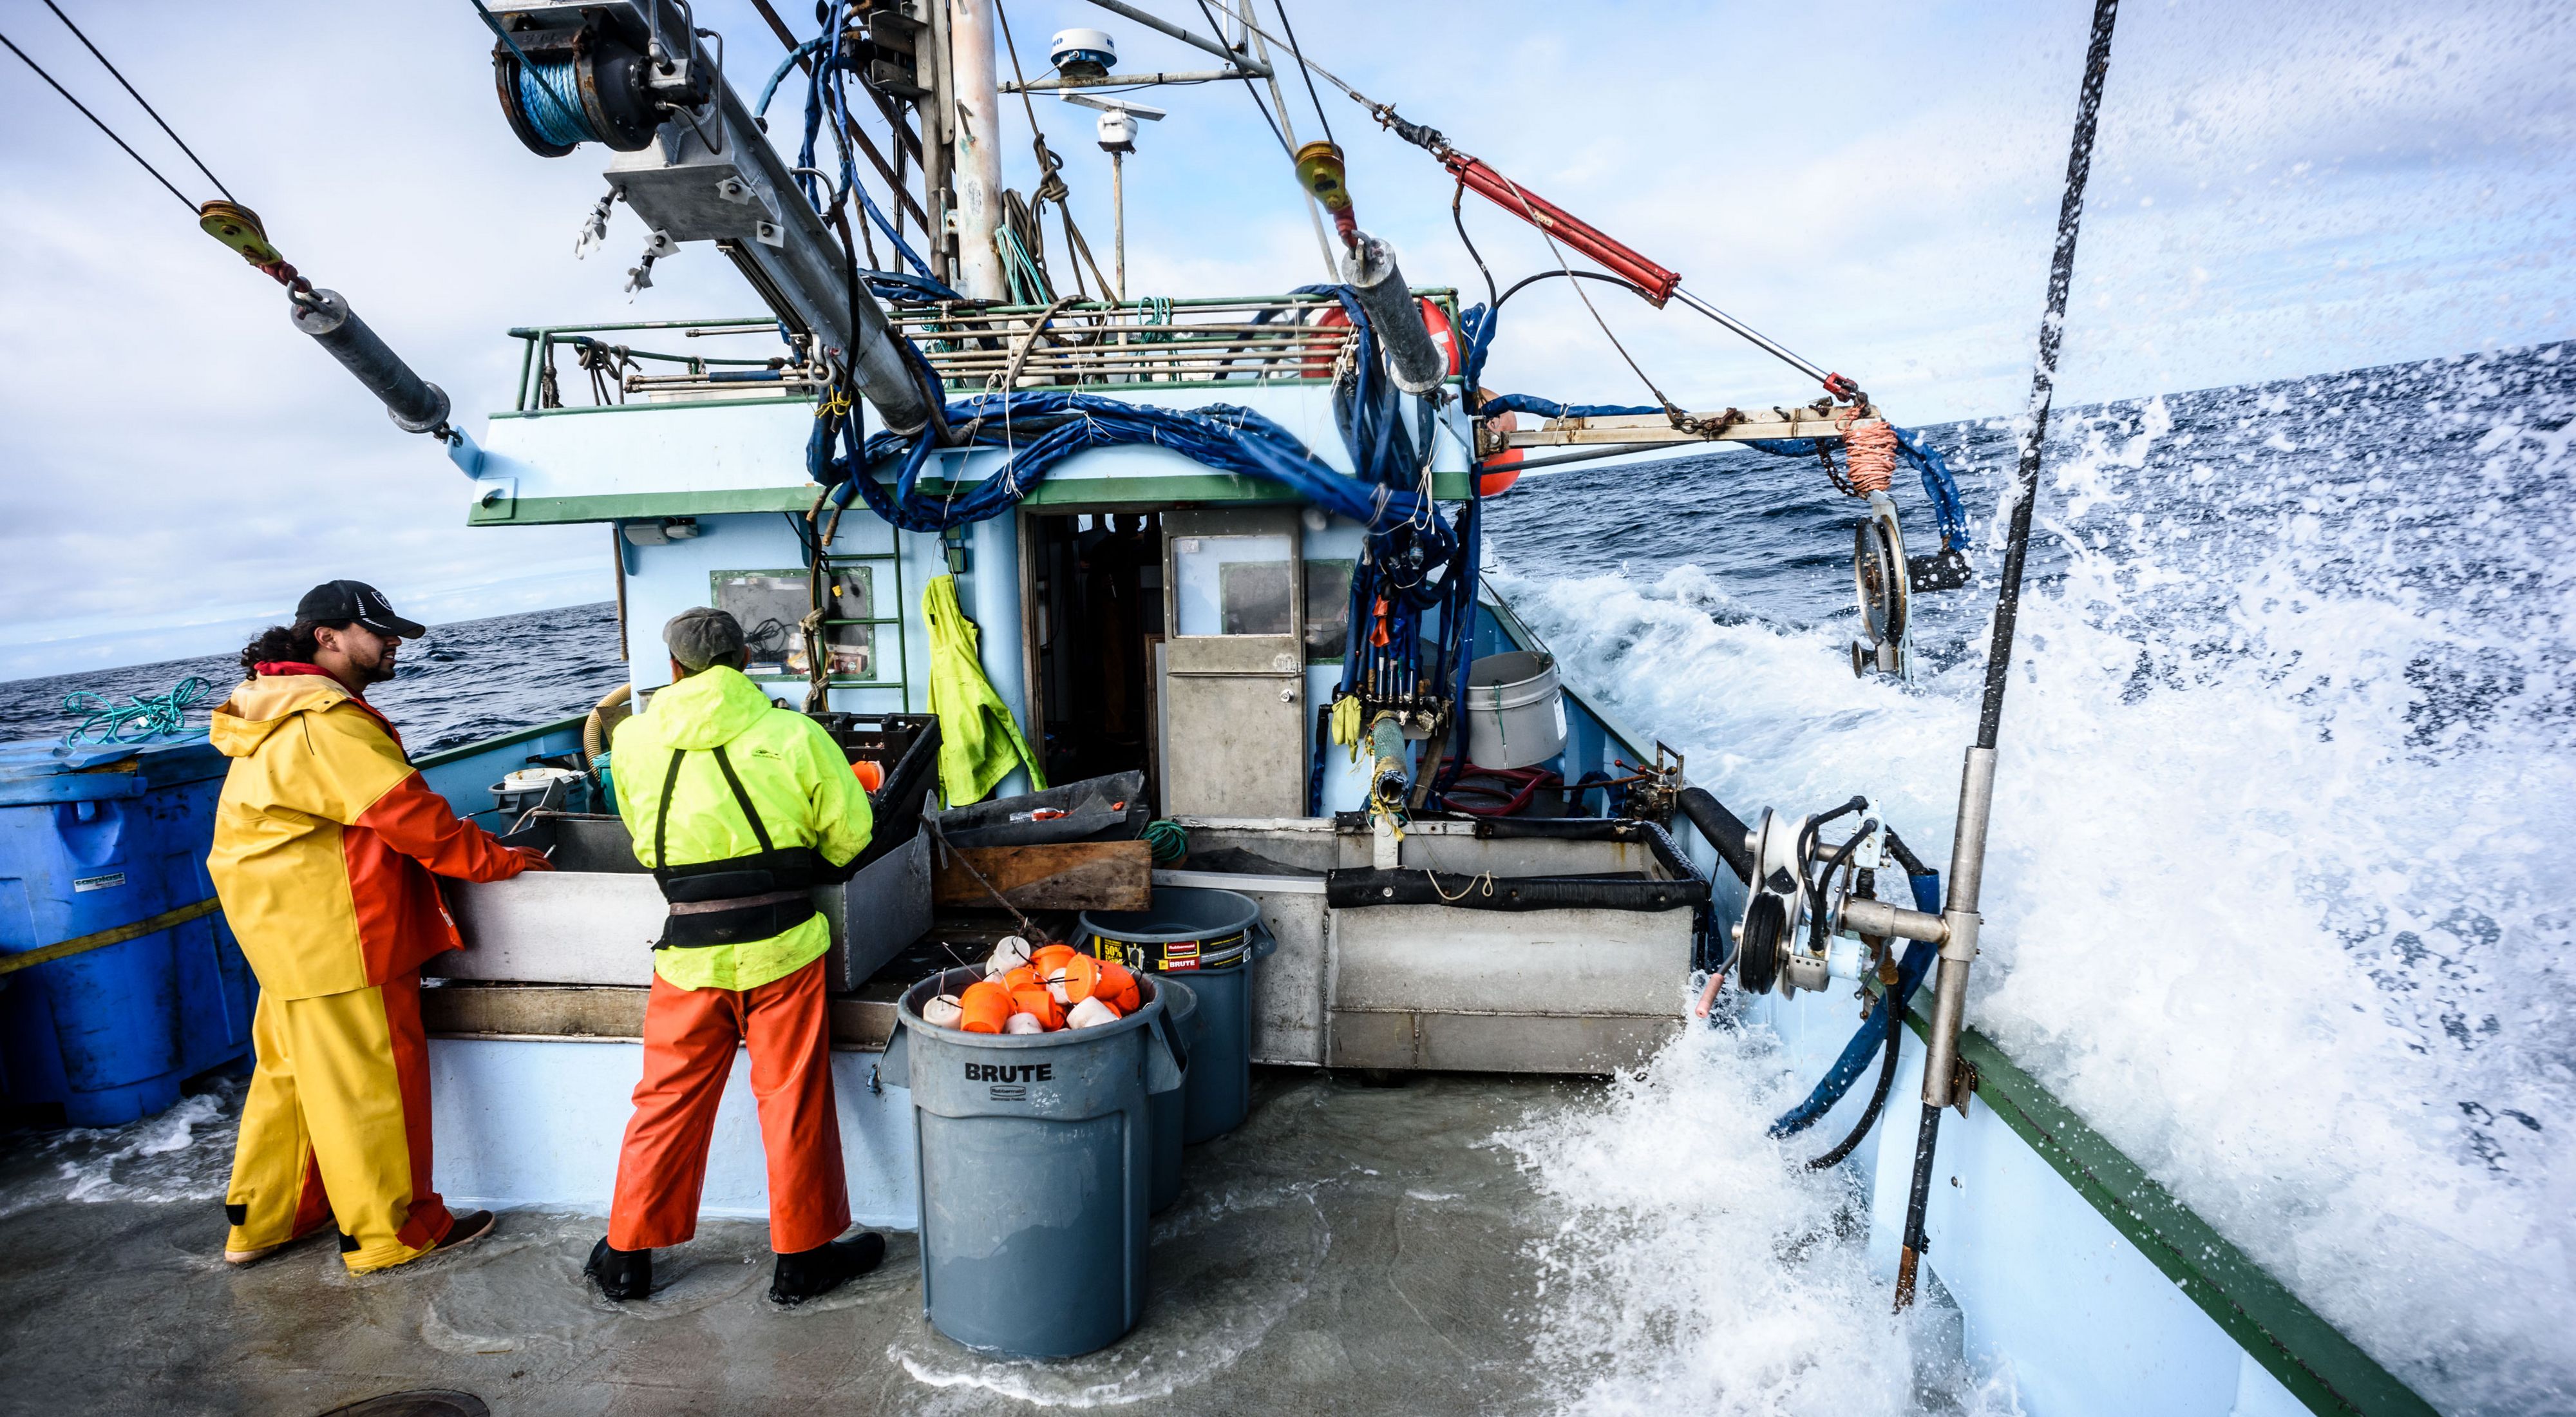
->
[1159, 507, 1307, 817]
[1025, 511, 1163, 802]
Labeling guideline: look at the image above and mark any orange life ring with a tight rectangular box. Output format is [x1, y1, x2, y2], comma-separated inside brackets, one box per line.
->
[1300, 298, 1463, 382]
[1476, 386, 1523, 496]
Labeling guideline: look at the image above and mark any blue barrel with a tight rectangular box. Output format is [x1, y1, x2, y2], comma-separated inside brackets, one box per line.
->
[1080, 888, 1274, 1145]
[884, 967, 1185, 1358]
[0, 735, 254, 1127]
[1150, 977, 1197, 1213]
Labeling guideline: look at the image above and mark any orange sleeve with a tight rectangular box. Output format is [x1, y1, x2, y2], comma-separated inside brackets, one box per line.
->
[354, 771, 529, 883]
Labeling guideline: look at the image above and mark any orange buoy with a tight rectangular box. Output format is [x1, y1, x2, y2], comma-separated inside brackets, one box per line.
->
[958, 980, 1012, 1033]
[851, 759, 885, 792]
[1009, 986, 1065, 1031]
[1092, 960, 1142, 1014]
[1045, 951, 1102, 1006]
[1003, 964, 1037, 993]
[1030, 943, 1077, 975]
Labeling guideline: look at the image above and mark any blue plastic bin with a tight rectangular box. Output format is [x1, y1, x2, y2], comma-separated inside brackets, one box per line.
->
[0, 734, 256, 1127]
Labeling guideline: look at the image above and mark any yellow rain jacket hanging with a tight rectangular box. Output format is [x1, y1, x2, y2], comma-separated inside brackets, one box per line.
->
[921, 573, 1045, 806]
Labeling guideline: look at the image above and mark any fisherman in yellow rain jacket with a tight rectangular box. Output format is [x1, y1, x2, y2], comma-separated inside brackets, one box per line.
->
[207, 581, 550, 1274]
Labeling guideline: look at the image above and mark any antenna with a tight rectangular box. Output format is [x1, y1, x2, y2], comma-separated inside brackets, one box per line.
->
[1062, 94, 1166, 301]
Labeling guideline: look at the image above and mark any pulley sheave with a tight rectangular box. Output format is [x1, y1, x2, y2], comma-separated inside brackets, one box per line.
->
[1850, 493, 1911, 678]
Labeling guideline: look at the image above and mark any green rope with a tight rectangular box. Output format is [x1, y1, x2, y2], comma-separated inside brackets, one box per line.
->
[64, 676, 212, 745]
[1142, 818, 1188, 864]
[997, 223, 1053, 307]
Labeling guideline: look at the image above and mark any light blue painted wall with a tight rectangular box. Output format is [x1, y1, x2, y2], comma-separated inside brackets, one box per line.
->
[431, 1037, 919, 1230]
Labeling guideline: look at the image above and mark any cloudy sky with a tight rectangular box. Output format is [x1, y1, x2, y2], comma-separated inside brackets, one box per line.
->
[1, 0, 2567, 678]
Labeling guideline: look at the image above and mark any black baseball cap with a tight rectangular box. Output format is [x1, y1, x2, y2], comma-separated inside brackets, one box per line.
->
[294, 580, 426, 639]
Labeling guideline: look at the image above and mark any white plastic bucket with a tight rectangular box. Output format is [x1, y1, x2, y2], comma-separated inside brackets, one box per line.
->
[1463, 650, 1567, 770]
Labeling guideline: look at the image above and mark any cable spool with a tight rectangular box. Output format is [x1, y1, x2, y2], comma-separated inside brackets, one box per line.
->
[489, 24, 665, 157]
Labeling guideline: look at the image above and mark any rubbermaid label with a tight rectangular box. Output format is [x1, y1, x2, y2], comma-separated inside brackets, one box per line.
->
[72, 873, 126, 893]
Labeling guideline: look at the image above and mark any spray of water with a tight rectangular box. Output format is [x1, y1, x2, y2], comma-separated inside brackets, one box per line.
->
[1489, 347, 2575, 1415]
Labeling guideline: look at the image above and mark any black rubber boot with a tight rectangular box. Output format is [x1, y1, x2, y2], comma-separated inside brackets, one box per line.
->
[768, 1232, 886, 1306]
[584, 1237, 652, 1301]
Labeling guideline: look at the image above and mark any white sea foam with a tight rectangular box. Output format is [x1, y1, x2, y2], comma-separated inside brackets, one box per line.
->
[0, 1077, 245, 1220]
[1490, 365, 2576, 1414]
[1500, 1022, 2021, 1416]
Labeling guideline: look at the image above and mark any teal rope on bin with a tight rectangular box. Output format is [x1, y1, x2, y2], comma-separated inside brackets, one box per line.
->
[63, 676, 212, 745]
[1142, 819, 1188, 865]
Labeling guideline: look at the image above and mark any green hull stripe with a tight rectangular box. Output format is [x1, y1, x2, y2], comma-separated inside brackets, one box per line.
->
[412, 715, 587, 770]
[1900, 1008, 2437, 1417]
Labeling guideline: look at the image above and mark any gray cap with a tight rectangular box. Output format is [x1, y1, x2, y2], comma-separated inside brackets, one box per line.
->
[663, 607, 749, 672]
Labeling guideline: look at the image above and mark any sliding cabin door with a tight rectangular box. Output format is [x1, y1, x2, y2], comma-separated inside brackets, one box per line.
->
[1160, 508, 1305, 816]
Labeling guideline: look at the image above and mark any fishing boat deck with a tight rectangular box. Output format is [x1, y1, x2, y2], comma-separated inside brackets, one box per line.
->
[0, 1069, 1648, 1416]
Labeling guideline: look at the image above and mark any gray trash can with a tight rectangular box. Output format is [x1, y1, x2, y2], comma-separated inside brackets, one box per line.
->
[1080, 888, 1276, 1145]
[882, 967, 1184, 1358]
[1150, 978, 1197, 1213]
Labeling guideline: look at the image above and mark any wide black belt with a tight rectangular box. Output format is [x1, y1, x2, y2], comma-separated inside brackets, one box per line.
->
[647, 743, 851, 950]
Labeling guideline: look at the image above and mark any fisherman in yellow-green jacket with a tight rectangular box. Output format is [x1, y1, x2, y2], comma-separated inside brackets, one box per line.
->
[582, 607, 886, 1306]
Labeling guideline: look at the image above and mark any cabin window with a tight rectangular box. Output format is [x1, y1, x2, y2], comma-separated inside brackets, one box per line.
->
[710, 569, 878, 680]
[1303, 558, 1352, 662]
[1171, 534, 1293, 637]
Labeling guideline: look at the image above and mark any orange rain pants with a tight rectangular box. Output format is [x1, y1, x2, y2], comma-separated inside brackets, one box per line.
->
[607, 956, 849, 1254]
[225, 970, 455, 1273]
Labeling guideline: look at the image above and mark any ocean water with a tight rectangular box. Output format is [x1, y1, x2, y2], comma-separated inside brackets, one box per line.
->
[0, 602, 629, 758]
[1485, 341, 2576, 1414]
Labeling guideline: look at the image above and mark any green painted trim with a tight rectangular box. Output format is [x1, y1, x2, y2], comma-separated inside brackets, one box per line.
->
[1897, 1007, 2437, 1417]
[478, 472, 1478, 526]
[472, 488, 822, 525]
[489, 395, 819, 420]
[412, 716, 585, 771]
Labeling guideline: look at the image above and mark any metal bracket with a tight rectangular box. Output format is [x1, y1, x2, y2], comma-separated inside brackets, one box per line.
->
[1951, 1056, 1980, 1118]
[471, 477, 518, 519]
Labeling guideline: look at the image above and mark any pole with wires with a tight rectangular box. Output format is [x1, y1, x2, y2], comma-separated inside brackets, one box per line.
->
[1893, 0, 2120, 1313]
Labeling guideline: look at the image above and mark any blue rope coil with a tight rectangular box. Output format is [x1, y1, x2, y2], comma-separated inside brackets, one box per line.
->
[515, 57, 600, 149]
[63, 676, 212, 745]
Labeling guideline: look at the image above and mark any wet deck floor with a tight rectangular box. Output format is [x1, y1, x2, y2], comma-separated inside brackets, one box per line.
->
[0, 1069, 1591, 1416]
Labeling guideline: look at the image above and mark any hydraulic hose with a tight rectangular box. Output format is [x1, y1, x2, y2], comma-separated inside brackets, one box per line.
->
[1675, 786, 1754, 885]
[1767, 868, 1942, 1139]
[1808, 1001, 1901, 1171]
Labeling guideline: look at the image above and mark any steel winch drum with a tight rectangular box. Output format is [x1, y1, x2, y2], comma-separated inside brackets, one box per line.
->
[1080, 888, 1273, 1145]
[1463, 649, 1568, 770]
[884, 967, 1184, 1358]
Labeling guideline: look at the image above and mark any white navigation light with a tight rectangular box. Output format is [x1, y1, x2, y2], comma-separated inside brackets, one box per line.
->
[1050, 28, 1117, 79]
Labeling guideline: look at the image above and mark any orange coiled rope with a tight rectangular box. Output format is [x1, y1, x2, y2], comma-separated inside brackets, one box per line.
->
[1842, 417, 1899, 495]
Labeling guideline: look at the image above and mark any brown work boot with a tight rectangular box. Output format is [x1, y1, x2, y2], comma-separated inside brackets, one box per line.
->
[435, 1210, 496, 1257]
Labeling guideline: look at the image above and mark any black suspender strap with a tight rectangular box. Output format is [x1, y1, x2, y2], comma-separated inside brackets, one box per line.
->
[654, 747, 685, 870]
[707, 745, 776, 855]
[654, 744, 778, 866]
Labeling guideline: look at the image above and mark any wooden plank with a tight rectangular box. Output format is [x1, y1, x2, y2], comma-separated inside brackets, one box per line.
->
[421, 982, 899, 1052]
[933, 841, 1152, 910]
[1502, 403, 1882, 447]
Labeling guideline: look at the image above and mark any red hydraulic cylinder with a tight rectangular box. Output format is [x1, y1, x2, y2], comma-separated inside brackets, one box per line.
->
[1443, 152, 1682, 306]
